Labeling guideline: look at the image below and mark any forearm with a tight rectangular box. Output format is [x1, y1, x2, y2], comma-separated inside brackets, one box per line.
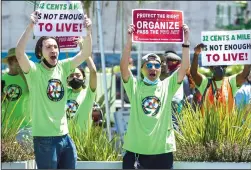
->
[86, 57, 97, 91]
[191, 53, 199, 76]
[180, 46, 190, 72]
[120, 41, 131, 74]
[72, 34, 92, 69]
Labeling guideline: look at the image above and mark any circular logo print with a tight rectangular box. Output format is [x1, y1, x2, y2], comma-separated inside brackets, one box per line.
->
[142, 96, 161, 116]
[6, 84, 22, 101]
[66, 100, 79, 119]
[47, 79, 64, 102]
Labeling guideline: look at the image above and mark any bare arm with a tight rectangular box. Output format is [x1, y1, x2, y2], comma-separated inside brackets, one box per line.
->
[16, 12, 38, 73]
[86, 56, 97, 92]
[190, 44, 204, 87]
[71, 15, 92, 69]
[120, 24, 135, 83]
[178, 24, 190, 83]
[236, 65, 251, 87]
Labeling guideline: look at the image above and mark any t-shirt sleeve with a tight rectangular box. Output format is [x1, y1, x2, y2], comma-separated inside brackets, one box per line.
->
[164, 69, 182, 97]
[75, 86, 96, 127]
[122, 74, 137, 101]
[196, 74, 208, 96]
[59, 59, 74, 76]
[228, 74, 238, 97]
[24, 60, 37, 84]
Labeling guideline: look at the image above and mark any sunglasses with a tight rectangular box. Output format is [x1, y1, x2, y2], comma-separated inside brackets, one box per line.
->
[146, 62, 161, 69]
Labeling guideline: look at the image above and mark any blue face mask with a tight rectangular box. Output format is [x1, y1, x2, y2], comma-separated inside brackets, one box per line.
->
[143, 77, 160, 85]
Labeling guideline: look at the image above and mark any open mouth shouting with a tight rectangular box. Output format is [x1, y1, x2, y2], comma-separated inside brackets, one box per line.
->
[49, 54, 58, 65]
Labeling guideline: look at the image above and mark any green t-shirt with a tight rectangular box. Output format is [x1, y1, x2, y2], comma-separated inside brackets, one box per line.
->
[24, 59, 72, 136]
[66, 86, 96, 131]
[122, 70, 181, 154]
[2, 73, 31, 129]
[197, 74, 238, 98]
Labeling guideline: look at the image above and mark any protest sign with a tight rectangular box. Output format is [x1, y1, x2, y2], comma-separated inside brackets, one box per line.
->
[56, 36, 80, 51]
[201, 30, 251, 66]
[132, 9, 183, 43]
[34, 1, 86, 37]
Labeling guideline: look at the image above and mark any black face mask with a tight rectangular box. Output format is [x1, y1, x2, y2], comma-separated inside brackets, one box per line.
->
[42, 58, 56, 68]
[68, 78, 84, 89]
[212, 66, 225, 80]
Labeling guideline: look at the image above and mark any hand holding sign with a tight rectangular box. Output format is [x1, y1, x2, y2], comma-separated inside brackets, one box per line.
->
[194, 43, 205, 55]
[30, 11, 39, 26]
[83, 15, 92, 36]
[183, 24, 190, 43]
[127, 24, 135, 43]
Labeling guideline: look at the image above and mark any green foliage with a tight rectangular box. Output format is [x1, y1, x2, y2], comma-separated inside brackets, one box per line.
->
[68, 120, 121, 161]
[174, 103, 251, 162]
[1, 98, 34, 162]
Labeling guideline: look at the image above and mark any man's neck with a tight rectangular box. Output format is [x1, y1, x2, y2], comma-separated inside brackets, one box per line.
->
[8, 69, 18, 75]
[72, 87, 83, 93]
[41, 61, 53, 70]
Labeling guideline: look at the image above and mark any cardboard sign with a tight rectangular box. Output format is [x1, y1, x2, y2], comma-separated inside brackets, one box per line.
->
[132, 9, 184, 43]
[201, 30, 251, 66]
[34, 1, 86, 37]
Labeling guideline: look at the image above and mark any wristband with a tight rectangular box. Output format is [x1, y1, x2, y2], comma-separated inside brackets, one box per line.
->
[182, 44, 190, 48]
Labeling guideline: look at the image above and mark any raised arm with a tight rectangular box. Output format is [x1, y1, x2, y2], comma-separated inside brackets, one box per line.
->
[71, 15, 92, 69]
[86, 57, 97, 92]
[15, 11, 38, 73]
[177, 24, 190, 83]
[120, 24, 135, 83]
[236, 65, 251, 87]
[190, 44, 204, 87]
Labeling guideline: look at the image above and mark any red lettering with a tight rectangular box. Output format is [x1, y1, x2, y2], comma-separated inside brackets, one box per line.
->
[223, 53, 229, 61]
[45, 23, 52, 32]
[38, 23, 44, 31]
[72, 23, 78, 32]
[239, 53, 244, 61]
[65, 23, 72, 32]
[56, 23, 63, 32]
[231, 53, 238, 61]
[212, 54, 220, 61]
[206, 54, 211, 62]
[79, 23, 82, 32]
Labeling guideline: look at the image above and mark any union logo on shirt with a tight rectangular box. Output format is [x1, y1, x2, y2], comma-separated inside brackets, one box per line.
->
[66, 100, 79, 119]
[47, 79, 64, 102]
[142, 96, 161, 116]
[6, 84, 22, 101]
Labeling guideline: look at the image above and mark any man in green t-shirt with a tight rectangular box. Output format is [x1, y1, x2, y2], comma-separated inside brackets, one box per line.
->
[190, 43, 251, 114]
[66, 57, 97, 132]
[15, 11, 92, 169]
[2, 48, 31, 143]
[120, 24, 190, 169]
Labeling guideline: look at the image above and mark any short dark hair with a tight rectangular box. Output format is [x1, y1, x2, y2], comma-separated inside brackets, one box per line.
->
[35, 36, 60, 60]
[78, 67, 86, 79]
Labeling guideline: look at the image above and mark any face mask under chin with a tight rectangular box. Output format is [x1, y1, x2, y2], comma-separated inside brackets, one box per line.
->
[69, 78, 85, 89]
[42, 58, 57, 68]
[143, 76, 160, 85]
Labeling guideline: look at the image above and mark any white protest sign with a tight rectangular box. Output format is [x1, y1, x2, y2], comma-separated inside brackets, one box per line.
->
[34, 1, 86, 37]
[201, 30, 251, 66]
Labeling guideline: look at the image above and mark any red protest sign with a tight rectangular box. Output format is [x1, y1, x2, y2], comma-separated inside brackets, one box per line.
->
[56, 36, 78, 49]
[132, 9, 184, 43]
